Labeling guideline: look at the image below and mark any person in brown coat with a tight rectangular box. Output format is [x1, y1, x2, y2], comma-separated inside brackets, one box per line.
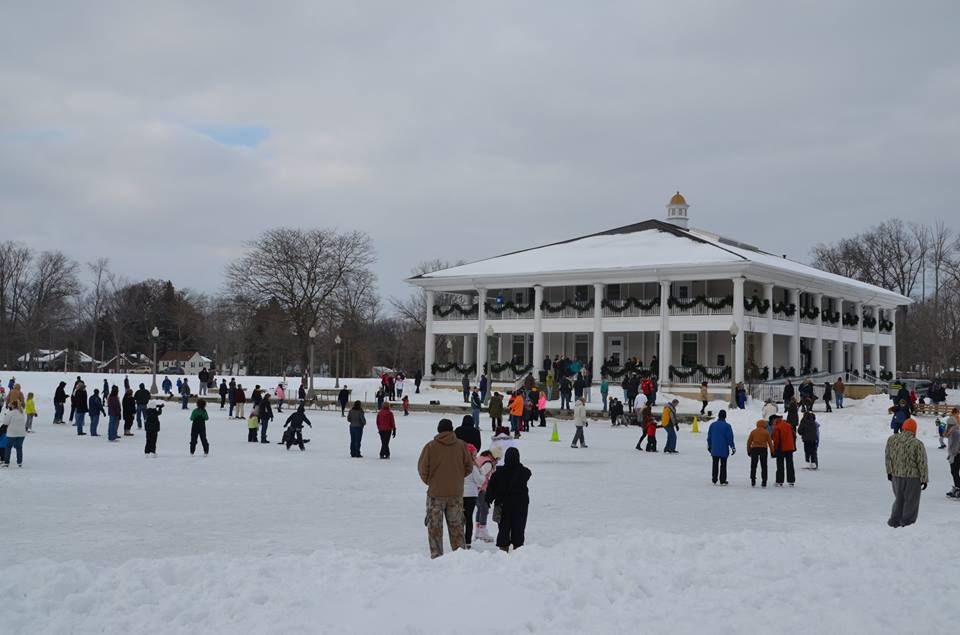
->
[417, 418, 474, 558]
[747, 420, 774, 487]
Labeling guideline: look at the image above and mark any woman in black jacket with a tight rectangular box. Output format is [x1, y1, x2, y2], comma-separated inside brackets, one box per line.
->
[122, 389, 136, 436]
[485, 447, 531, 552]
[258, 394, 274, 443]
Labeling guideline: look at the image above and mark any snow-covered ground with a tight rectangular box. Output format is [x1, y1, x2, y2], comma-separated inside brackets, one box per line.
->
[3, 371, 959, 634]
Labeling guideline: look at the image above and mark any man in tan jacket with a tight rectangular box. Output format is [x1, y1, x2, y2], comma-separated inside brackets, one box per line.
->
[418, 418, 474, 558]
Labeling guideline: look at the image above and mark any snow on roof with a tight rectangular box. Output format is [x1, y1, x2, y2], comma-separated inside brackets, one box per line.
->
[17, 349, 98, 364]
[412, 220, 910, 304]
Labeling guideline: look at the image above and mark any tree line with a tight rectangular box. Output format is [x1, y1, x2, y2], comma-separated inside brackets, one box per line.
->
[0, 228, 425, 377]
[812, 219, 960, 378]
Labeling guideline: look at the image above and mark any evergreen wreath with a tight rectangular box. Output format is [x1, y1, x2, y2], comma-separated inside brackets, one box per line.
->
[799, 306, 820, 320]
[822, 310, 841, 324]
[485, 300, 534, 315]
[490, 361, 533, 375]
[668, 365, 732, 381]
[879, 319, 894, 333]
[601, 296, 660, 313]
[430, 362, 476, 375]
[862, 315, 877, 329]
[433, 303, 479, 318]
[880, 370, 894, 381]
[773, 366, 797, 379]
[540, 299, 594, 313]
[667, 295, 734, 311]
[842, 313, 860, 327]
[772, 302, 797, 317]
[744, 295, 771, 314]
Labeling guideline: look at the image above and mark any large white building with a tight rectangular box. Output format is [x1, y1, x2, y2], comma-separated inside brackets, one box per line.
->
[408, 193, 909, 390]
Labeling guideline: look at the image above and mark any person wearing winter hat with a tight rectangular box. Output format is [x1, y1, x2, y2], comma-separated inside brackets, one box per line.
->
[885, 417, 929, 527]
[945, 410, 960, 498]
[143, 401, 164, 456]
[484, 446, 532, 552]
[462, 443, 485, 549]
[418, 418, 474, 558]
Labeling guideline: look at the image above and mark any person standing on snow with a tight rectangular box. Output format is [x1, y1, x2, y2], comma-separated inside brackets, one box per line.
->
[484, 446, 532, 553]
[274, 383, 285, 413]
[122, 388, 136, 436]
[833, 377, 845, 409]
[474, 450, 497, 543]
[747, 419, 774, 487]
[257, 394, 274, 444]
[571, 397, 588, 448]
[699, 382, 709, 415]
[488, 392, 503, 432]
[53, 381, 68, 424]
[24, 392, 37, 433]
[283, 404, 313, 451]
[455, 414, 481, 452]
[1, 400, 27, 468]
[227, 378, 237, 417]
[347, 400, 366, 458]
[88, 388, 106, 437]
[375, 401, 396, 459]
[134, 383, 151, 429]
[889, 400, 909, 434]
[662, 399, 680, 454]
[821, 382, 833, 413]
[144, 401, 164, 456]
[944, 410, 960, 499]
[470, 387, 482, 427]
[235, 384, 246, 420]
[462, 443, 485, 549]
[772, 416, 797, 487]
[761, 399, 778, 422]
[189, 398, 210, 456]
[798, 411, 820, 469]
[417, 418, 474, 558]
[219, 379, 228, 410]
[707, 409, 735, 485]
[73, 381, 89, 435]
[885, 418, 928, 527]
[197, 368, 209, 395]
[106, 386, 121, 441]
[337, 385, 350, 417]
[162, 376, 173, 397]
[180, 379, 191, 410]
[461, 374, 470, 404]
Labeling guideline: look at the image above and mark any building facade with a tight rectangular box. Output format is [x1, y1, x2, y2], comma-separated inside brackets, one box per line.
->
[409, 193, 909, 388]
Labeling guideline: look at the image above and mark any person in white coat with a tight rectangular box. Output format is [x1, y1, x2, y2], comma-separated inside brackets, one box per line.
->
[462, 443, 486, 548]
[761, 399, 778, 421]
[2, 400, 28, 467]
[571, 398, 588, 448]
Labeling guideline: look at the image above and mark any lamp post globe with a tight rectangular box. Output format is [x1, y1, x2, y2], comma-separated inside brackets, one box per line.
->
[150, 326, 160, 394]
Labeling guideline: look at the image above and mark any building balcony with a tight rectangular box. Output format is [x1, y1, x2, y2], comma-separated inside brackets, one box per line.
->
[601, 298, 660, 318]
[668, 296, 733, 317]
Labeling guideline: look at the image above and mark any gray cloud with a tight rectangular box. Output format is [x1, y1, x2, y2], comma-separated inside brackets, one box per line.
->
[1, 0, 958, 302]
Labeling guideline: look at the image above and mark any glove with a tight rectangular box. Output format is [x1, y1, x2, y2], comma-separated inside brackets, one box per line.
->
[731, 448, 736, 455]
[887, 474, 892, 481]
[921, 482, 928, 491]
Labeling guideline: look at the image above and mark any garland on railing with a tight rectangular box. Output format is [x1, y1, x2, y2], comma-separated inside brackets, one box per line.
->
[773, 302, 797, 317]
[433, 303, 478, 318]
[880, 370, 894, 381]
[744, 296, 771, 314]
[799, 306, 820, 320]
[485, 300, 534, 315]
[540, 299, 594, 313]
[822, 310, 841, 324]
[862, 315, 877, 329]
[745, 366, 770, 382]
[490, 361, 533, 375]
[842, 313, 860, 326]
[601, 297, 660, 313]
[667, 295, 734, 310]
[879, 319, 894, 333]
[668, 365, 732, 381]
[773, 366, 797, 379]
[431, 362, 476, 375]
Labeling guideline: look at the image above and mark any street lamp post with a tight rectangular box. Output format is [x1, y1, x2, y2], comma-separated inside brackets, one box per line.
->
[728, 322, 740, 409]
[335, 335, 342, 388]
[308, 328, 317, 398]
[150, 326, 159, 394]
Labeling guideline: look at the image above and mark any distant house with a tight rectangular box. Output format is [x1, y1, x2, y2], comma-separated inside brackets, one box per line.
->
[98, 353, 152, 373]
[17, 349, 99, 371]
[159, 351, 211, 373]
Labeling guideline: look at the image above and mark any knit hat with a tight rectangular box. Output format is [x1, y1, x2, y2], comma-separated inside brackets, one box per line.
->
[437, 418, 454, 433]
[901, 418, 918, 434]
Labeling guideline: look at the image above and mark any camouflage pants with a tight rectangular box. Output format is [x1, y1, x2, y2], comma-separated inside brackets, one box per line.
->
[425, 495, 465, 558]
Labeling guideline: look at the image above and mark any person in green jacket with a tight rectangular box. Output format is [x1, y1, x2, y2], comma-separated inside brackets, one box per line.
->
[189, 398, 210, 456]
[600, 379, 609, 413]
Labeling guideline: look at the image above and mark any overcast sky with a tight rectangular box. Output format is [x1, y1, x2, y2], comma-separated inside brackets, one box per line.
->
[2, 1, 958, 306]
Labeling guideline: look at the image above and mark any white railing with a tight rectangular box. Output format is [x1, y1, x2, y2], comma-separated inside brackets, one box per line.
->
[668, 297, 733, 316]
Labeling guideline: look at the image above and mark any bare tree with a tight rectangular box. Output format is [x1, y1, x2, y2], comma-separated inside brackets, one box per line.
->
[86, 258, 111, 365]
[226, 228, 375, 370]
[19, 252, 79, 367]
[0, 242, 32, 367]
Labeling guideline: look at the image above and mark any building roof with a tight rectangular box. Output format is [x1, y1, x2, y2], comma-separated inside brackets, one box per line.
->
[669, 192, 687, 206]
[159, 351, 200, 363]
[409, 219, 911, 306]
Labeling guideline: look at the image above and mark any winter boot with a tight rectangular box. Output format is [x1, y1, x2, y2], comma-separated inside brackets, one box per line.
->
[947, 487, 960, 498]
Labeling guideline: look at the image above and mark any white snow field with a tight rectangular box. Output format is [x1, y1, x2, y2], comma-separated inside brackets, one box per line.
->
[3, 371, 959, 634]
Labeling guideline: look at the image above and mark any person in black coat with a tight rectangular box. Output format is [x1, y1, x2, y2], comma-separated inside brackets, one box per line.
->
[455, 414, 481, 452]
[461, 374, 470, 403]
[282, 405, 313, 451]
[258, 394, 274, 443]
[73, 383, 89, 435]
[414, 369, 422, 394]
[485, 446, 531, 552]
[219, 380, 228, 409]
[782, 380, 795, 404]
[144, 402, 164, 455]
[122, 389, 136, 436]
[338, 386, 350, 417]
[53, 381, 68, 424]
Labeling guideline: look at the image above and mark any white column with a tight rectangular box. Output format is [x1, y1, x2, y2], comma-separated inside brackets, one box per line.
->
[532, 285, 544, 371]
[854, 301, 864, 376]
[462, 335, 475, 366]
[476, 288, 487, 378]
[790, 288, 801, 371]
[871, 305, 881, 374]
[424, 290, 436, 380]
[732, 277, 745, 383]
[658, 281, 671, 385]
[813, 293, 823, 372]
[888, 309, 897, 377]
[833, 299, 844, 374]
[593, 283, 605, 378]
[763, 283, 774, 374]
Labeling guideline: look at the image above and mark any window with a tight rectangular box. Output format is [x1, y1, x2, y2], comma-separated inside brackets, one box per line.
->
[512, 335, 526, 364]
[514, 290, 525, 304]
[717, 354, 726, 366]
[678, 285, 689, 299]
[574, 285, 588, 301]
[606, 284, 621, 301]
[574, 334, 589, 361]
[681, 333, 698, 366]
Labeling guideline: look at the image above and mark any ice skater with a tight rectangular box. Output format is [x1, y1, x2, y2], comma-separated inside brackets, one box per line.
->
[747, 419, 773, 487]
[282, 404, 313, 451]
[885, 419, 928, 527]
[189, 398, 210, 456]
[798, 411, 820, 469]
[570, 398, 588, 448]
[144, 401, 164, 456]
[707, 409, 735, 485]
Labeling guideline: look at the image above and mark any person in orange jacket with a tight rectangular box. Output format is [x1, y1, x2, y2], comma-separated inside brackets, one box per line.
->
[508, 391, 525, 439]
[772, 416, 797, 487]
[747, 419, 775, 487]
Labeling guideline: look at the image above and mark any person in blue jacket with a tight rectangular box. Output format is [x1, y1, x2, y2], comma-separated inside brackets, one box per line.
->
[161, 376, 173, 397]
[889, 400, 909, 434]
[707, 409, 736, 485]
